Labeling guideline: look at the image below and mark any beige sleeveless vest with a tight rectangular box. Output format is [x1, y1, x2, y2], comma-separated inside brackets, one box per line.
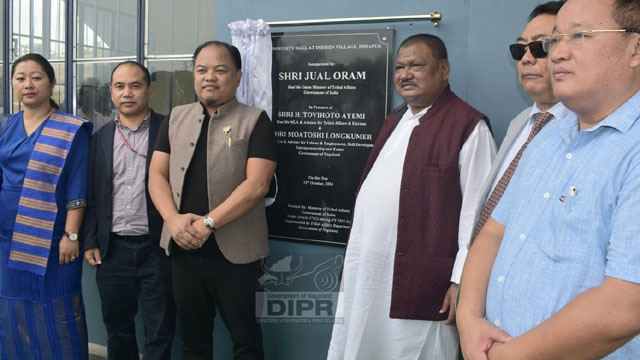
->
[159, 98, 269, 264]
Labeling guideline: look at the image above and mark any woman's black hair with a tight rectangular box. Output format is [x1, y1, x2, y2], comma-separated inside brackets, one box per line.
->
[11, 53, 59, 109]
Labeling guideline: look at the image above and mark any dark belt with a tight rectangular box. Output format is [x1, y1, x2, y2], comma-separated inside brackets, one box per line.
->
[111, 232, 149, 242]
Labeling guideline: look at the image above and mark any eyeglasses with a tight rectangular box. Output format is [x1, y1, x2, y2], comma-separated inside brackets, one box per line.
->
[509, 41, 547, 60]
[542, 29, 639, 52]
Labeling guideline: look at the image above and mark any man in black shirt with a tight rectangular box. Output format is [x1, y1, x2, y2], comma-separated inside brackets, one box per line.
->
[149, 41, 277, 360]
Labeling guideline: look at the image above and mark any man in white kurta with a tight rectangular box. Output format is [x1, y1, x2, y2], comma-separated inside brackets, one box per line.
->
[328, 34, 495, 360]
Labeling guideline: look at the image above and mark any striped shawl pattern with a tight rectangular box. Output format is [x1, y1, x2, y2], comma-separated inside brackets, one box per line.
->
[8, 113, 85, 275]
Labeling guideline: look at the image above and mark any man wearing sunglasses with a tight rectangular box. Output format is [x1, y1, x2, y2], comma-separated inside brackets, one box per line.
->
[471, 1, 568, 242]
[458, 0, 640, 358]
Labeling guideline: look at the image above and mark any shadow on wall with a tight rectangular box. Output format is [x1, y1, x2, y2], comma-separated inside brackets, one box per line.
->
[77, 78, 112, 133]
[151, 70, 197, 114]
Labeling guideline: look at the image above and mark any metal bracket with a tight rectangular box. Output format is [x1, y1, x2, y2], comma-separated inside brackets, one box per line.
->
[228, 12, 442, 29]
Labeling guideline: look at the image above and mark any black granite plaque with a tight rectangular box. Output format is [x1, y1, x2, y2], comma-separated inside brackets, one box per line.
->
[267, 29, 394, 245]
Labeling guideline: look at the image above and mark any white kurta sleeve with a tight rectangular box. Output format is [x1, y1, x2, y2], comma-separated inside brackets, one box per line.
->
[450, 119, 496, 283]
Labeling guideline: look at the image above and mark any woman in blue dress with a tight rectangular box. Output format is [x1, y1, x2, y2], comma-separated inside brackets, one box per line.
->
[0, 53, 92, 359]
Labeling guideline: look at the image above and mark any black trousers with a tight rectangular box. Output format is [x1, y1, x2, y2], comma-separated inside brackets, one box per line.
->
[171, 248, 264, 360]
[96, 235, 176, 360]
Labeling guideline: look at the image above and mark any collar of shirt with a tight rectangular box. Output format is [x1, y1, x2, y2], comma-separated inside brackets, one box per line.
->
[199, 97, 239, 118]
[114, 110, 151, 132]
[527, 101, 571, 126]
[198, 102, 214, 121]
[557, 90, 640, 144]
[405, 105, 431, 121]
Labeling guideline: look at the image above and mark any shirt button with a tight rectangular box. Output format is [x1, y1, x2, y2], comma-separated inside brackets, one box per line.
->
[497, 275, 505, 283]
[543, 192, 550, 199]
[519, 233, 526, 240]
[127, 186, 131, 190]
[126, 205, 130, 209]
[566, 153, 573, 160]
[190, 142, 195, 147]
[494, 319, 501, 327]
[126, 224, 130, 227]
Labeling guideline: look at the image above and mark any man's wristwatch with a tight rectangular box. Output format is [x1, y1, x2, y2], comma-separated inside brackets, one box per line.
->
[64, 231, 79, 241]
[203, 215, 216, 232]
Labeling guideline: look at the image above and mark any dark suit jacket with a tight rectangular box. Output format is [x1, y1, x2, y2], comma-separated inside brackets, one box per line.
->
[83, 110, 165, 258]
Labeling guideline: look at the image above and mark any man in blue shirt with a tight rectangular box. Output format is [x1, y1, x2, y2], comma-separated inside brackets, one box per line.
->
[457, 0, 640, 359]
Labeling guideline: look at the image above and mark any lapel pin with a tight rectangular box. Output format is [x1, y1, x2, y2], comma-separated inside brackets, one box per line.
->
[222, 125, 232, 148]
